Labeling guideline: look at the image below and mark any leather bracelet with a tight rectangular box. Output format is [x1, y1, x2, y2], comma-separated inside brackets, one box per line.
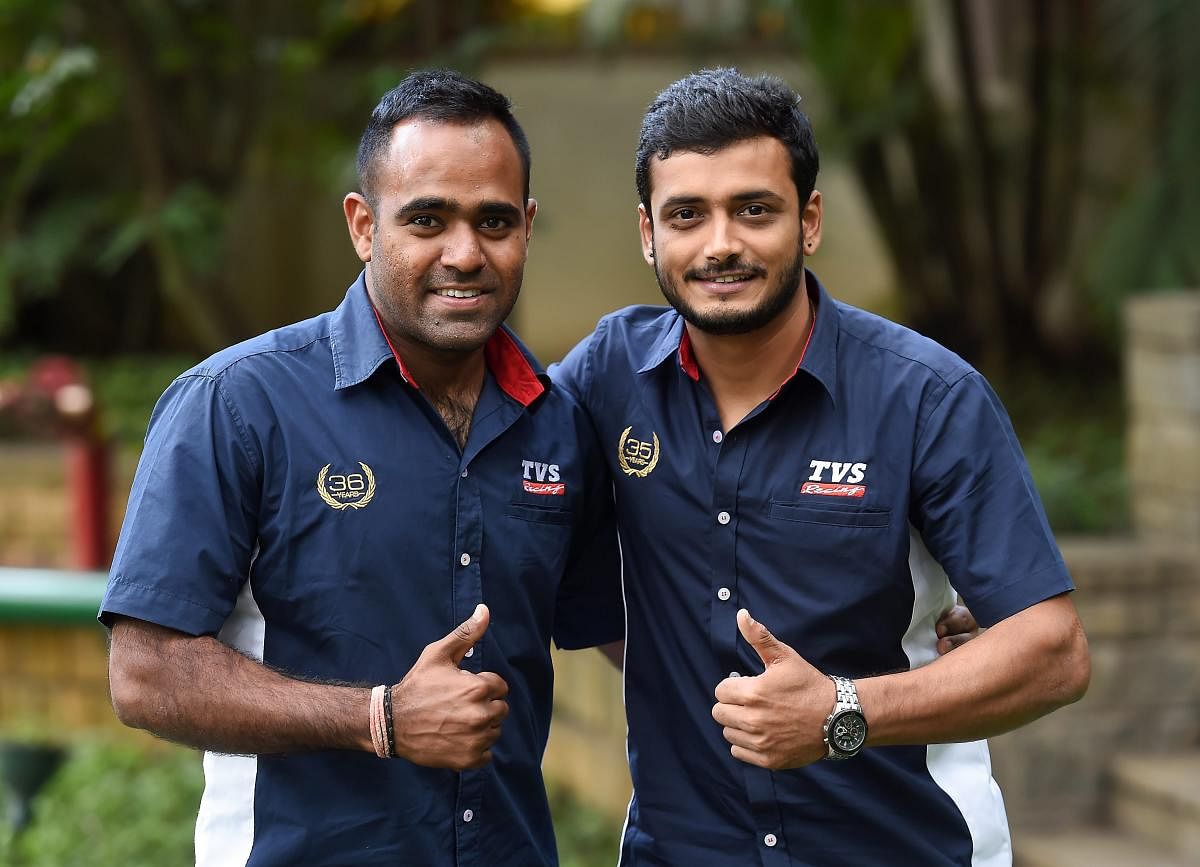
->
[383, 684, 395, 759]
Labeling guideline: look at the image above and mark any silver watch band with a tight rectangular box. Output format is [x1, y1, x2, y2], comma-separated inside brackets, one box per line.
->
[824, 675, 864, 760]
[830, 675, 860, 714]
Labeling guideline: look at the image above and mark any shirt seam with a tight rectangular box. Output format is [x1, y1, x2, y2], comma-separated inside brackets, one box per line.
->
[965, 558, 1071, 624]
[837, 319, 971, 393]
[212, 375, 261, 476]
[107, 575, 232, 619]
[191, 334, 329, 380]
[912, 370, 985, 465]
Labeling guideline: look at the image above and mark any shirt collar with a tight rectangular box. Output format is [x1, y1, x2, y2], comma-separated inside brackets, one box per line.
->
[634, 268, 839, 403]
[329, 273, 395, 390]
[329, 271, 548, 407]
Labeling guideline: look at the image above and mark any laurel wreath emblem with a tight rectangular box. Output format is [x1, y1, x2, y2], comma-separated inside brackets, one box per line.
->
[316, 462, 377, 510]
[617, 426, 660, 478]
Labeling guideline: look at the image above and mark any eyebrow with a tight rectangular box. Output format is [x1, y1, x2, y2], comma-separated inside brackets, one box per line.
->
[658, 189, 787, 214]
[395, 197, 522, 222]
[397, 196, 458, 217]
[478, 201, 523, 221]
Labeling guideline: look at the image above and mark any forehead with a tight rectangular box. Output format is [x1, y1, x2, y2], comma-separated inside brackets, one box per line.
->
[647, 136, 796, 207]
[376, 118, 524, 205]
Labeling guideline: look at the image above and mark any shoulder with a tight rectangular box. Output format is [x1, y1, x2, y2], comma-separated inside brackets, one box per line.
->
[582, 304, 680, 369]
[593, 304, 679, 342]
[180, 311, 334, 390]
[833, 300, 974, 390]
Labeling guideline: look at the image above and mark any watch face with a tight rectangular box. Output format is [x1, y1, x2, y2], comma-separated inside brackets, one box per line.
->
[830, 710, 867, 753]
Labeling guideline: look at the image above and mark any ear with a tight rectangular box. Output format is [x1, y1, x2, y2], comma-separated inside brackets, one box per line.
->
[344, 192, 375, 263]
[524, 198, 538, 245]
[801, 190, 823, 255]
[638, 204, 655, 267]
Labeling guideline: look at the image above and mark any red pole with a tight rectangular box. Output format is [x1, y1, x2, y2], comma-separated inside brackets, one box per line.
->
[65, 435, 111, 569]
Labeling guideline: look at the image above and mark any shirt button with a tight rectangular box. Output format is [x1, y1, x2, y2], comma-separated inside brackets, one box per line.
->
[460, 553, 471, 567]
[460, 468, 469, 478]
[463, 809, 474, 823]
[465, 647, 474, 658]
[717, 510, 731, 525]
[712, 430, 723, 443]
[717, 587, 731, 601]
[764, 833, 777, 847]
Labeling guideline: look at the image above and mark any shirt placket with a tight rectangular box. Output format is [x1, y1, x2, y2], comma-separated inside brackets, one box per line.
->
[708, 418, 792, 867]
[453, 458, 485, 865]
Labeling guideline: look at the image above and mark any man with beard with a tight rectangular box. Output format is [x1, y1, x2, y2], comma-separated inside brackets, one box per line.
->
[100, 70, 625, 866]
[552, 68, 1090, 866]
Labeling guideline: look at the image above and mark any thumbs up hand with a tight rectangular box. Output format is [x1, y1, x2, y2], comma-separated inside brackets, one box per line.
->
[391, 603, 510, 770]
[711, 609, 835, 770]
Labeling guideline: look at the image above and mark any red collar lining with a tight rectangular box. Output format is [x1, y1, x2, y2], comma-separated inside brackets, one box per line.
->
[484, 327, 545, 407]
[676, 303, 819, 399]
[371, 306, 543, 407]
[371, 306, 419, 388]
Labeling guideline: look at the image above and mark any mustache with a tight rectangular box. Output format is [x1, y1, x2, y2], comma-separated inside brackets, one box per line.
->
[683, 260, 767, 281]
[423, 269, 496, 291]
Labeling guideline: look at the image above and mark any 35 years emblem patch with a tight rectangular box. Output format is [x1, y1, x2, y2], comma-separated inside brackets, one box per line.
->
[316, 462, 376, 510]
[617, 426, 660, 478]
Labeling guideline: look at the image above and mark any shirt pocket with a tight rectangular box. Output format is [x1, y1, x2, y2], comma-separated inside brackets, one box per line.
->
[505, 502, 575, 526]
[768, 501, 891, 529]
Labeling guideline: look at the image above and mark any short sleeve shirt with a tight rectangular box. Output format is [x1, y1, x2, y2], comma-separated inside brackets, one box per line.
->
[101, 274, 624, 867]
[550, 271, 1072, 867]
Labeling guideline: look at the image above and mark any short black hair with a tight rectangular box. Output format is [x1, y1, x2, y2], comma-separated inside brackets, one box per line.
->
[356, 69, 531, 209]
[636, 68, 818, 215]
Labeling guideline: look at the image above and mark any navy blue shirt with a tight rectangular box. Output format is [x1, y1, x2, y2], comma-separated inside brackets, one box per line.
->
[552, 272, 1073, 867]
[101, 275, 624, 867]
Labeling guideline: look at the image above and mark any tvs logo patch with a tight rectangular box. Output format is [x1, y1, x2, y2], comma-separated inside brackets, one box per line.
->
[804, 459, 867, 497]
[801, 482, 866, 498]
[316, 462, 376, 510]
[617, 426, 661, 478]
[522, 460, 565, 495]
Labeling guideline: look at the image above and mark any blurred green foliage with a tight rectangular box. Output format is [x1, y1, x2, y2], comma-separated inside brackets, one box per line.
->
[549, 782, 624, 867]
[1003, 375, 1129, 534]
[792, 0, 1200, 376]
[0, 741, 203, 866]
[0, 740, 621, 866]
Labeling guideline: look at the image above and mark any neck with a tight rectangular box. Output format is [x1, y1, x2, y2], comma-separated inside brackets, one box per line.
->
[688, 284, 814, 431]
[392, 336, 487, 400]
[388, 333, 486, 450]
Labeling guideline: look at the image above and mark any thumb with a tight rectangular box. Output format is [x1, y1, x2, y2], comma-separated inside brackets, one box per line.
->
[430, 603, 489, 664]
[737, 608, 792, 667]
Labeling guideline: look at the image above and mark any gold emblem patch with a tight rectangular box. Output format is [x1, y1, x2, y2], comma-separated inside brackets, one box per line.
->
[617, 427, 661, 477]
[316, 462, 377, 510]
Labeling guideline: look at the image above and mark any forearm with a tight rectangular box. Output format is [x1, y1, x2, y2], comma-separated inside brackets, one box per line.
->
[857, 594, 1090, 746]
[109, 617, 372, 755]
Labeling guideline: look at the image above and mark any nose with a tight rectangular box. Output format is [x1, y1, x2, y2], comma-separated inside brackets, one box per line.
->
[440, 224, 485, 273]
[702, 213, 745, 263]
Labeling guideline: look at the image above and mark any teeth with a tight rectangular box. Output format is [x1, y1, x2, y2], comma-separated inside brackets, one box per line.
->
[711, 275, 749, 283]
[435, 289, 483, 298]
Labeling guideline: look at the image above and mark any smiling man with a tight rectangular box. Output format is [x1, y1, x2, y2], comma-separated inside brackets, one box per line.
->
[552, 68, 1091, 866]
[100, 71, 623, 866]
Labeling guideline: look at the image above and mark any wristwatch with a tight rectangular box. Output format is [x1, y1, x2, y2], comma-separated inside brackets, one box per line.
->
[822, 675, 868, 760]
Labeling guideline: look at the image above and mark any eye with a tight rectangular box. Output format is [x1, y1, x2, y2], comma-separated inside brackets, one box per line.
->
[740, 204, 769, 217]
[479, 216, 511, 231]
[408, 214, 439, 229]
[670, 207, 701, 223]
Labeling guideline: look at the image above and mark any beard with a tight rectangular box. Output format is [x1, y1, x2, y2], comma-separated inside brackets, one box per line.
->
[653, 246, 805, 337]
